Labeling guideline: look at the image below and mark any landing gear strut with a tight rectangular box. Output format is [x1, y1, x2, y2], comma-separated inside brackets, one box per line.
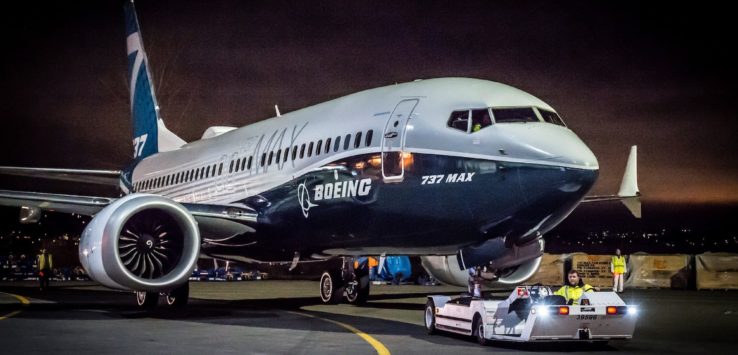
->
[135, 282, 190, 308]
[165, 283, 190, 307]
[319, 257, 370, 305]
[136, 290, 158, 308]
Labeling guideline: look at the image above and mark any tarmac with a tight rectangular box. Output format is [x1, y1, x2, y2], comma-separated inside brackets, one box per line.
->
[1, 280, 738, 354]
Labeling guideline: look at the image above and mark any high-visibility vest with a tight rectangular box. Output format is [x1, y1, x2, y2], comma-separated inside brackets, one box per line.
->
[612, 256, 626, 274]
[554, 284, 594, 305]
[38, 253, 53, 270]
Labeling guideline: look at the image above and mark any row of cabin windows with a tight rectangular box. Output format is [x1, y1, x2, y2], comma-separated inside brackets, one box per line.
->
[134, 162, 224, 192]
[136, 129, 375, 191]
[228, 129, 375, 173]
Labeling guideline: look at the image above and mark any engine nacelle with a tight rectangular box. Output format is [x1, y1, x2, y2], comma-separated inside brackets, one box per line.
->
[79, 194, 200, 292]
[420, 238, 544, 287]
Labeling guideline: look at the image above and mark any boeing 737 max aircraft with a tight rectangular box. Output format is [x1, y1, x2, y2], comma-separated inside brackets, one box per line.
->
[0, 1, 639, 307]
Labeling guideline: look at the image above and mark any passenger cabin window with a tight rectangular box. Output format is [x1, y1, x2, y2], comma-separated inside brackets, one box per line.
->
[538, 108, 566, 126]
[308, 142, 314, 157]
[447, 110, 470, 132]
[365, 130, 373, 146]
[316, 140, 322, 156]
[334, 136, 341, 152]
[354, 132, 362, 148]
[325, 138, 332, 154]
[492, 107, 539, 123]
[300, 144, 306, 159]
[471, 109, 492, 132]
[344, 134, 351, 150]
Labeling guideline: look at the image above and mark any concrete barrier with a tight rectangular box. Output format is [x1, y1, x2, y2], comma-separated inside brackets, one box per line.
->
[626, 254, 691, 289]
[526, 253, 564, 285]
[696, 253, 738, 290]
[570, 254, 613, 288]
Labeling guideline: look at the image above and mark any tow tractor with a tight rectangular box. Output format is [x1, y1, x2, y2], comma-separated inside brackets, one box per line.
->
[424, 285, 637, 345]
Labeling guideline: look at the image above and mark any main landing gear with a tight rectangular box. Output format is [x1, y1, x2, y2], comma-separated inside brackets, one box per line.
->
[319, 257, 370, 305]
[135, 282, 190, 308]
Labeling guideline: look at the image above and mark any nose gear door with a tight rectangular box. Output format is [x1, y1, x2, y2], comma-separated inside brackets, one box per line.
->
[382, 99, 418, 182]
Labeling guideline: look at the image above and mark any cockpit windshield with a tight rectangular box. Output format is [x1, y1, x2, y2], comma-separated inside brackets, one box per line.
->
[447, 106, 566, 133]
[491, 107, 539, 123]
[537, 108, 566, 126]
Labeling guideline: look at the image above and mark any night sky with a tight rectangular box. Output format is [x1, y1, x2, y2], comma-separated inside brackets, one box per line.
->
[1, 0, 736, 203]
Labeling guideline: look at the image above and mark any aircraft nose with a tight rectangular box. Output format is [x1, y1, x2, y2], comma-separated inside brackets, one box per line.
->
[560, 133, 598, 169]
[509, 124, 599, 169]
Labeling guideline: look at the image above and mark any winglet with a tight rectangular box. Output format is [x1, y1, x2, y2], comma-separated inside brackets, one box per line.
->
[618, 146, 641, 218]
[618, 145, 639, 197]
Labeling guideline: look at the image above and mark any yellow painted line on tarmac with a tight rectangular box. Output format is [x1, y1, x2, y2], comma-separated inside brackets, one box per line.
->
[0, 292, 30, 320]
[288, 311, 390, 355]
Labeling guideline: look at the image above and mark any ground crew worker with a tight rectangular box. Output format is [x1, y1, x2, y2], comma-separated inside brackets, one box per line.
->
[611, 249, 627, 292]
[468, 266, 483, 297]
[555, 269, 596, 305]
[37, 248, 53, 291]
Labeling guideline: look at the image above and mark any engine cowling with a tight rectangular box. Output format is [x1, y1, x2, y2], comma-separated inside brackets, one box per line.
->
[79, 194, 200, 292]
[420, 238, 544, 287]
[421, 254, 543, 287]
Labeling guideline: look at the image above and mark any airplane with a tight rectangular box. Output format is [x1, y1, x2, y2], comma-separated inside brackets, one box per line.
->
[0, 0, 639, 307]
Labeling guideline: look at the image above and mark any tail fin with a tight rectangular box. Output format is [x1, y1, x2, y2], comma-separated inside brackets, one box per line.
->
[124, 0, 185, 164]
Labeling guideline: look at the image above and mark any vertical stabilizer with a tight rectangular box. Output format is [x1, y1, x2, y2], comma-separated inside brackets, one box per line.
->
[124, 0, 185, 164]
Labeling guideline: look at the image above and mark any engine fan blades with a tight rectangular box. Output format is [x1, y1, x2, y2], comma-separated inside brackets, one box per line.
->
[118, 209, 184, 279]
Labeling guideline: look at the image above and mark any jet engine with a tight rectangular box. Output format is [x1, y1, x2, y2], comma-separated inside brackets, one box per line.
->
[79, 194, 200, 292]
[420, 237, 544, 287]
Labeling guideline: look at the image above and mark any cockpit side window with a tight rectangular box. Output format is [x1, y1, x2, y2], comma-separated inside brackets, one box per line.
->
[491, 107, 539, 123]
[471, 109, 493, 132]
[447, 110, 470, 132]
[537, 108, 566, 127]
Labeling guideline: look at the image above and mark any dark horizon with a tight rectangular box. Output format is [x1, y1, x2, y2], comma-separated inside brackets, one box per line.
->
[2, 201, 737, 261]
[1, 0, 737, 203]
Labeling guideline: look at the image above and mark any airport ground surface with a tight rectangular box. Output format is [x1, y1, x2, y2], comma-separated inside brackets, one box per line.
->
[1, 280, 737, 354]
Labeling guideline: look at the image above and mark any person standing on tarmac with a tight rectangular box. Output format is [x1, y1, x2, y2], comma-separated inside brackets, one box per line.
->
[37, 248, 53, 291]
[611, 249, 627, 293]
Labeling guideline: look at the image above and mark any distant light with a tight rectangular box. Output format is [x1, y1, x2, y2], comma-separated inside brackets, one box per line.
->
[628, 307, 638, 315]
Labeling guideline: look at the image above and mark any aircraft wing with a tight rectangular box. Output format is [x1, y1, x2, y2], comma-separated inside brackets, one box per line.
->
[581, 146, 641, 218]
[0, 166, 122, 186]
[0, 188, 259, 240]
[0, 189, 115, 215]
